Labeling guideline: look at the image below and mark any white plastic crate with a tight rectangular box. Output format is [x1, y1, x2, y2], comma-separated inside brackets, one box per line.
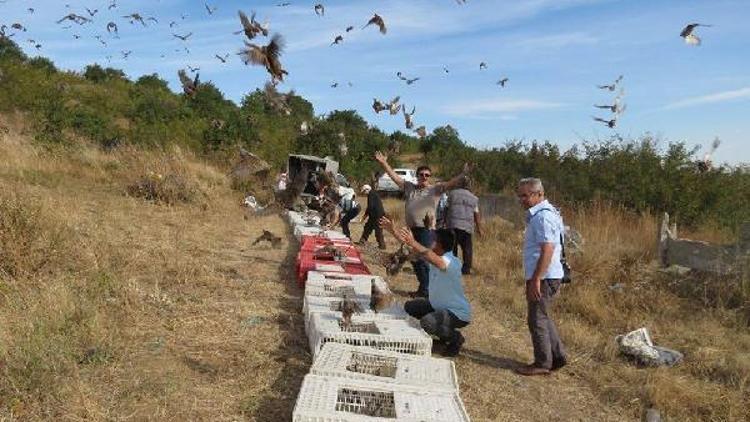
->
[303, 294, 371, 316]
[311, 343, 460, 393]
[294, 225, 350, 241]
[288, 210, 321, 225]
[303, 294, 406, 318]
[295, 225, 326, 240]
[306, 273, 389, 295]
[304, 273, 375, 298]
[306, 272, 382, 286]
[308, 312, 432, 358]
[292, 375, 470, 422]
[302, 295, 409, 333]
[323, 230, 349, 240]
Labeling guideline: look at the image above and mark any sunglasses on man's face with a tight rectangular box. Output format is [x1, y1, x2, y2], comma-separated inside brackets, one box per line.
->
[418, 173, 431, 178]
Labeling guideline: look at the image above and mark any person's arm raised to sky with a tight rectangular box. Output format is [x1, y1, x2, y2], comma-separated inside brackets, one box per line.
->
[374, 151, 405, 190]
[438, 162, 473, 192]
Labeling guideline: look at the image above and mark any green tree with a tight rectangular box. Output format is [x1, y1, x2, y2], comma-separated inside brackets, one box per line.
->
[0, 37, 26, 62]
[84, 64, 108, 83]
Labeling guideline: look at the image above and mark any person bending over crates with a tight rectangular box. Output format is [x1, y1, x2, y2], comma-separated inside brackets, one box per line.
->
[379, 216, 471, 357]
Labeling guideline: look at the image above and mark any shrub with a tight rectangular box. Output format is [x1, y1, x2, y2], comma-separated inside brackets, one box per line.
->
[0, 37, 26, 62]
[33, 87, 68, 144]
[26, 57, 56, 74]
[127, 171, 199, 205]
[83, 64, 108, 83]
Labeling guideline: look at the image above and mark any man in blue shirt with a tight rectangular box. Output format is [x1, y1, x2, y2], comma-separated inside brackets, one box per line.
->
[380, 216, 472, 357]
[515, 177, 567, 376]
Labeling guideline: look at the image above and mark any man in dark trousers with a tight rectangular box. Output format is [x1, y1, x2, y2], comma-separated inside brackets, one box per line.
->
[515, 177, 567, 376]
[374, 151, 471, 298]
[356, 184, 386, 249]
[446, 180, 482, 275]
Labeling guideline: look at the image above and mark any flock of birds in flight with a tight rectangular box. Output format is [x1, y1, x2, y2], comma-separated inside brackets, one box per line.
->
[0, 1, 718, 156]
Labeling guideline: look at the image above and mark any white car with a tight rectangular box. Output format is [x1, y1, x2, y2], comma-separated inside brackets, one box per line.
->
[377, 168, 417, 194]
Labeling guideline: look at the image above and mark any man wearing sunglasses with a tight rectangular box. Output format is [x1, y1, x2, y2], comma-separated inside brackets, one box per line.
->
[374, 151, 471, 297]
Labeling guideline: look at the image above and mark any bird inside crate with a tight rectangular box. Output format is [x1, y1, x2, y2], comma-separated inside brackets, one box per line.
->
[335, 388, 397, 418]
[345, 351, 398, 378]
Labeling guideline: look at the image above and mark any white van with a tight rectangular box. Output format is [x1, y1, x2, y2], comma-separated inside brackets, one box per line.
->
[377, 168, 417, 195]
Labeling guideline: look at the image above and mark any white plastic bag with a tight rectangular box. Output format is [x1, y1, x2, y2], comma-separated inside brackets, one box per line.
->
[616, 327, 683, 367]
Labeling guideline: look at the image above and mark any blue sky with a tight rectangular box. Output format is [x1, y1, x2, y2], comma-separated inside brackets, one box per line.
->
[2, 0, 748, 164]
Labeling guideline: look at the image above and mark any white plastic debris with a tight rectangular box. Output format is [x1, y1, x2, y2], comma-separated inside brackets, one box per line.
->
[615, 328, 683, 367]
[243, 195, 265, 211]
[563, 225, 584, 253]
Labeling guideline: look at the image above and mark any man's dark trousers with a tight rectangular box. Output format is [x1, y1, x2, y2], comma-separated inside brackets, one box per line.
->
[410, 227, 433, 296]
[452, 228, 473, 275]
[360, 217, 386, 249]
[404, 298, 468, 344]
[340, 206, 360, 239]
[527, 278, 566, 369]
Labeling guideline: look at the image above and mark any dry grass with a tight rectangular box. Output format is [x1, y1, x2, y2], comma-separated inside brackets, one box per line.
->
[0, 124, 309, 420]
[2, 119, 748, 421]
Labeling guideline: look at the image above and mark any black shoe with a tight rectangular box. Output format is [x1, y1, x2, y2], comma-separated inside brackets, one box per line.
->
[551, 357, 567, 371]
[443, 333, 465, 357]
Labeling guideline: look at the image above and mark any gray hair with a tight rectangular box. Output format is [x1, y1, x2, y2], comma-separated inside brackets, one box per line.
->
[518, 177, 544, 193]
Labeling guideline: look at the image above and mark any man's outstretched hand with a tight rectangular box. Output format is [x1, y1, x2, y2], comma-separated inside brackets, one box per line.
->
[374, 151, 388, 165]
[395, 227, 417, 247]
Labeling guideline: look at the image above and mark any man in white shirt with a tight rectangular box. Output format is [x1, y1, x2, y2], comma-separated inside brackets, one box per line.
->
[515, 177, 567, 376]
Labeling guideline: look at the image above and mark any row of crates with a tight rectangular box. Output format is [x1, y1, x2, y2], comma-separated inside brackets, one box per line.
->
[285, 210, 471, 421]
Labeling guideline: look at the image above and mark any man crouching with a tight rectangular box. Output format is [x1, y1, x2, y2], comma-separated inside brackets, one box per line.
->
[380, 216, 471, 357]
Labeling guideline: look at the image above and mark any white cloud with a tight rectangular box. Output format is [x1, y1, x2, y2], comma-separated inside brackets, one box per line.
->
[442, 98, 565, 117]
[663, 87, 750, 110]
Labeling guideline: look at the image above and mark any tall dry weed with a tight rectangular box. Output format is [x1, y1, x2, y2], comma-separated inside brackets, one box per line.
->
[119, 146, 224, 206]
[0, 189, 66, 278]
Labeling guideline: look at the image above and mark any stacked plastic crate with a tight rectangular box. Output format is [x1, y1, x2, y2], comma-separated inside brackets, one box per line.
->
[285, 210, 471, 421]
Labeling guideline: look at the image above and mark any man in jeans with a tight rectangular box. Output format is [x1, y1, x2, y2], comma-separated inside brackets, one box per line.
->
[357, 184, 386, 249]
[374, 151, 470, 297]
[446, 180, 482, 275]
[515, 177, 567, 376]
[380, 217, 471, 357]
